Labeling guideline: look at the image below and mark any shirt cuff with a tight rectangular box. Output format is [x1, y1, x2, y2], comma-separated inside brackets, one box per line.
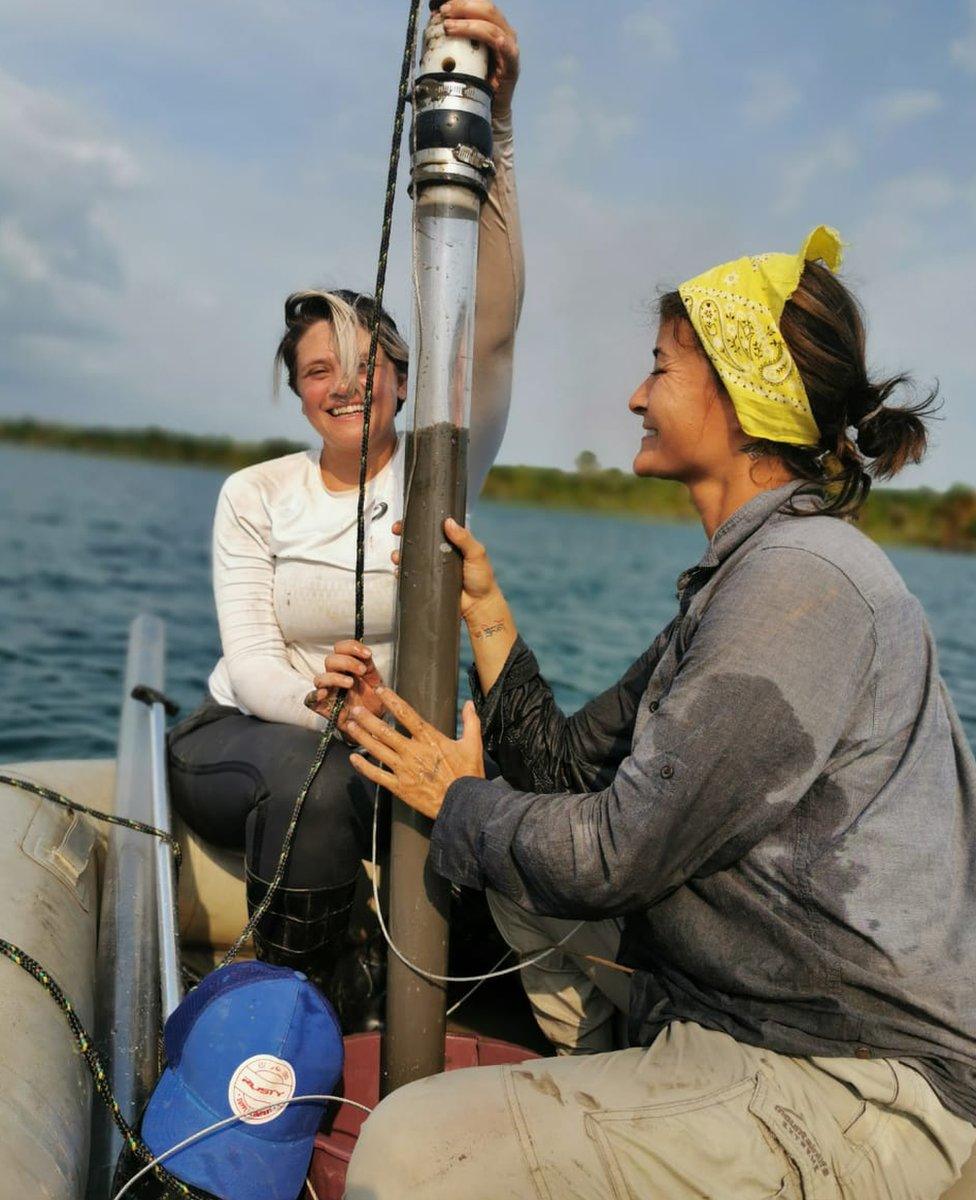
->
[429, 775, 508, 889]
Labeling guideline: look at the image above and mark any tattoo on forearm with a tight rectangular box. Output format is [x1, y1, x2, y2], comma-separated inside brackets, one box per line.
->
[473, 620, 506, 640]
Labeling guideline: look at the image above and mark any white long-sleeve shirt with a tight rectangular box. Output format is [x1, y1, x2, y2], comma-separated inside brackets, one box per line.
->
[207, 116, 523, 729]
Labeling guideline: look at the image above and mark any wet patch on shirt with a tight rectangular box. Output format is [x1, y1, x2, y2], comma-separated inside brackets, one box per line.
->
[684, 672, 815, 794]
[799, 775, 869, 902]
[669, 673, 816, 874]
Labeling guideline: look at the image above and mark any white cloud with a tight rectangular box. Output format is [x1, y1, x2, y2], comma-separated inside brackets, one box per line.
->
[867, 88, 943, 129]
[776, 132, 859, 214]
[951, 0, 976, 70]
[621, 5, 677, 60]
[534, 57, 636, 171]
[0, 70, 139, 194]
[876, 170, 958, 214]
[534, 57, 582, 166]
[0, 219, 53, 284]
[741, 70, 801, 126]
[0, 68, 142, 398]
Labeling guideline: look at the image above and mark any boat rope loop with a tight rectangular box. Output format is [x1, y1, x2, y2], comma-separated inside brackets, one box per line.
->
[0, 771, 182, 869]
[217, 0, 423, 970]
[0, 774, 207, 1198]
[0, 937, 212, 1200]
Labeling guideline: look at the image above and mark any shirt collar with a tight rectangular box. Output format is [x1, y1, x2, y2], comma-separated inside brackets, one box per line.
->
[676, 482, 811, 603]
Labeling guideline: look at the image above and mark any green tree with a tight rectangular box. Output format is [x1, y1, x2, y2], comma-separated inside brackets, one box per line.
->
[575, 450, 600, 476]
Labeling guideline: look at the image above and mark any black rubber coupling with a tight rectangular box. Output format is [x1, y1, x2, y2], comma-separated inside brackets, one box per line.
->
[414, 106, 492, 157]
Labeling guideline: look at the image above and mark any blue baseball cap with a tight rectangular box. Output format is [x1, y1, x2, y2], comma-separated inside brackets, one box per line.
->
[142, 962, 343, 1200]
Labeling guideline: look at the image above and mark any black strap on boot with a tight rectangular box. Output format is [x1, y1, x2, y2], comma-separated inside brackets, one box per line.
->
[245, 868, 357, 992]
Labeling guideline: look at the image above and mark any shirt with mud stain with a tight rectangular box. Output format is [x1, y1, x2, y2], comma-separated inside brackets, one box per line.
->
[432, 482, 976, 1124]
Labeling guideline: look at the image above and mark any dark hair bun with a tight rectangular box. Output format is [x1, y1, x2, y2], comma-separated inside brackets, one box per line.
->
[854, 379, 939, 479]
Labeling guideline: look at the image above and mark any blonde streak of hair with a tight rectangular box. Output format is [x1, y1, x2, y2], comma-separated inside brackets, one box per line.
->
[288, 289, 361, 394]
[321, 290, 360, 393]
[334, 293, 409, 390]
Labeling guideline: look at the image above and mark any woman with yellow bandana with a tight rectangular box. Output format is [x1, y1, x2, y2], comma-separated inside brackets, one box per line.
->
[343, 228, 976, 1200]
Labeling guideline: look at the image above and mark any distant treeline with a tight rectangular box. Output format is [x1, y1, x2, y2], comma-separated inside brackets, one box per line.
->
[0, 418, 306, 471]
[483, 465, 976, 553]
[2, 418, 974, 552]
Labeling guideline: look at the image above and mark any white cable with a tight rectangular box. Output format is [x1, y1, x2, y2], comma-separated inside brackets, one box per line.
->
[111, 1094, 373, 1200]
[445, 948, 513, 1017]
[369, 780, 586, 983]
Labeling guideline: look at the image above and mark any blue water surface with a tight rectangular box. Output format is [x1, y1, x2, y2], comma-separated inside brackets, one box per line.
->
[1, 443, 973, 761]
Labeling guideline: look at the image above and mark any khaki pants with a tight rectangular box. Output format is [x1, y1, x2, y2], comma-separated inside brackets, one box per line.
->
[345, 894, 975, 1199]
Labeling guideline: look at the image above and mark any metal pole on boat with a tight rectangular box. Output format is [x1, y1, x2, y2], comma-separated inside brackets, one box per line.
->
[132, 685, 183, 1021]
[87, 615, 168, 1199]
[383, 8, 495, 1094]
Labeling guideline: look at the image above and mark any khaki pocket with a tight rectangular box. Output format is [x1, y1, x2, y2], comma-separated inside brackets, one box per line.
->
[585, 1073, 833, 1200]
[808, 1056, 897, 1179]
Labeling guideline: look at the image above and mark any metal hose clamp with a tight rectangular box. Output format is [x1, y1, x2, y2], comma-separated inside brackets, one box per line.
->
[411, 73, 495, 196]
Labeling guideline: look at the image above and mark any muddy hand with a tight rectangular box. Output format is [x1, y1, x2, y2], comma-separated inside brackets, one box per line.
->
[304, 639, 384, 730]
[347, 687, 485, 820]
[438, 1, 520, 115]
[391, 517, 503, 621]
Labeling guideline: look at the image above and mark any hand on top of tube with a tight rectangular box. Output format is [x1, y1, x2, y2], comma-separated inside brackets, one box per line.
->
[390, 517, 503, 623]
[304, 639, 384, 733]
[346, 689, 485, 820]
[435, 1, 520, 116]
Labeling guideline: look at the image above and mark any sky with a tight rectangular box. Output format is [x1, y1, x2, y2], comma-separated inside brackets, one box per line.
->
[0, 0, 974, 489]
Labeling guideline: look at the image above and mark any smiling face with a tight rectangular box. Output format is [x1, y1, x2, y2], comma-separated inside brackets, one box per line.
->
[295, 319, 406, 457]
[629, 318, 750, 482]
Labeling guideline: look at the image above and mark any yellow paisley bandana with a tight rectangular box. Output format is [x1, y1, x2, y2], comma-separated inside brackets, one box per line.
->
[678, 225, 844, 446]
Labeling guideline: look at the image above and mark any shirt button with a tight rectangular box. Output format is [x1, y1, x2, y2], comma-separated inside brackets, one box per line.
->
[854, 1046, 871, 1060]
[648, 700, 660, 713]
[660, 764, 674, 779]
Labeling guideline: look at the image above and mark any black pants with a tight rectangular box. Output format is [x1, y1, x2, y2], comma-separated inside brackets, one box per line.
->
[168, 700, 387, 890]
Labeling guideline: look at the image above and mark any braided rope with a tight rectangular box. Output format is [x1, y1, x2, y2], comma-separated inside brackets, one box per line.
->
[220, 0, 422, 969]
[355, 0, 423, 637]
[0, 772, 181, 870]
[0, 939, 208, 1197]
[0, 774, 204, 1195]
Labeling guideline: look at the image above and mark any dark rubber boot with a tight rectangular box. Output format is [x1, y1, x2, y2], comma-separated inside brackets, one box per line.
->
[329, 933, 387, 1034]
[245, 868, 357, 998]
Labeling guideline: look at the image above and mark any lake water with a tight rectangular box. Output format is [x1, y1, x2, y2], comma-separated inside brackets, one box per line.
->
[1, 443, 974, 762]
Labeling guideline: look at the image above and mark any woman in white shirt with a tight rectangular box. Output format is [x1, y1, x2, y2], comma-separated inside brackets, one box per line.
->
[167, 0, 523, 1026]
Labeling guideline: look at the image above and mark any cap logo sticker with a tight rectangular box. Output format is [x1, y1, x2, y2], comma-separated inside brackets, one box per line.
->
[228, 1055, 297, 1125]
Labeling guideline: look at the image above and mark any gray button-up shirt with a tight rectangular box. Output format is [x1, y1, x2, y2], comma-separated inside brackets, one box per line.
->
[431, 483, 976, 1122]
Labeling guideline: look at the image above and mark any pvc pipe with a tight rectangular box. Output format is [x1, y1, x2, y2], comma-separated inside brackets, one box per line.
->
[147, 697, 182, 1021]
[383, 9, 494, 1097]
